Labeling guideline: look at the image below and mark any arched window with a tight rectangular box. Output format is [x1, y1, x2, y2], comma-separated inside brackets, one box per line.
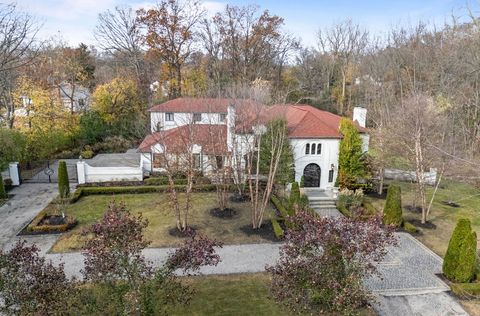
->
[311, 144, 316, 154]
[305, 143, 310, 155]
[317, 143, 322, 154]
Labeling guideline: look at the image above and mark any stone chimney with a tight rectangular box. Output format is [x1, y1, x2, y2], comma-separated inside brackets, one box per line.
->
[352, 107, 367, 128]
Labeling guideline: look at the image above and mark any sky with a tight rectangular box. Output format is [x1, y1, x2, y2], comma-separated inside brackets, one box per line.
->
[14, 0, 480, 48]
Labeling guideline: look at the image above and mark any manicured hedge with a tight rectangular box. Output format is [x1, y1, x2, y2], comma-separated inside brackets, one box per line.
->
[144, 177, 188, 185]
[271, 195, 289, 218]
[403, 221, 419, 233]
[455, 231, 477, 283]
[442, 218, 476, 282]
[70, 184, 219, 203]
[271, 218, 284, 239]
[58, 161, 70, 198]
[383, 184, 402, 227]
[289, 182, 300, 215]
[451, 282, 480, 297]
[27, 210, 77, 233]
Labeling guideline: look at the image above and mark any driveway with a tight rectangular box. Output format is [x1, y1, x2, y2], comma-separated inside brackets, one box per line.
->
[0, 183, 73, 252]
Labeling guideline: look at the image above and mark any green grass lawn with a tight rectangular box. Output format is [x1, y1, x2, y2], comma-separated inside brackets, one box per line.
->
[365, 180, 480, 257]
[50, 192, 276, 253]
[175, 274, 375, 316]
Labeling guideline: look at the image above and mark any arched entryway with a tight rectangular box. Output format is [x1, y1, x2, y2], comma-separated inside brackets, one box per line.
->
[303, 163, 321, 187]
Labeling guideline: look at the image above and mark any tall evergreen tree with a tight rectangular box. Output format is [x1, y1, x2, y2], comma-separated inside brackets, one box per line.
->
[57, 161, 70, 198]
[338, 118, 364, 188]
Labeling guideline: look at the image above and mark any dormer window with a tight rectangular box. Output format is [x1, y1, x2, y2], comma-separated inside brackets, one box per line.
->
[165, 113, 174, 121]
[193, 113, 202, 122]
[220, 113, 227, 121]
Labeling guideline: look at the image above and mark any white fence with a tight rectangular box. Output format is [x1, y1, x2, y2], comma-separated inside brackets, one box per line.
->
[384, 168, 437, 186]
[77, 160, 143, 184]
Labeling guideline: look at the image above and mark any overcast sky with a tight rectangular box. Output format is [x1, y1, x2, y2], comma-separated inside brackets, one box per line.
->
[14, 0, 480, 48]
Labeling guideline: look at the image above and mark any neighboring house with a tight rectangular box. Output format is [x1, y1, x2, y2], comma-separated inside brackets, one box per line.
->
[138, 98, 368, 190]
[57, 81, 91, 112]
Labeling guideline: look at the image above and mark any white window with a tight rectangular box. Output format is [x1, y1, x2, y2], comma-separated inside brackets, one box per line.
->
[193, 154, 201, 169]
[311, 144, 316, 155]
[193, 113, 202, 122]
[305, 143, 310, 155]
[317, 143, 322, 154]
[220, 113, 227, 121]
[165, 113, 174, 121]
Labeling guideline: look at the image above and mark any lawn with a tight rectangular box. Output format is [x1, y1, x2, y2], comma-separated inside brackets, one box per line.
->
[174, 274, 376, 316]
[365, 180, 480, 257]
[50, 192, 277, 253]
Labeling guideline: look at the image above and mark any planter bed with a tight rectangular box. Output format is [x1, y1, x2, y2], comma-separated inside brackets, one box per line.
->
[18, 210, 77, 235]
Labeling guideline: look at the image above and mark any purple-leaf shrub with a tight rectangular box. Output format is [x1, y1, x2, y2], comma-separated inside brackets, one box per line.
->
[267, 211, 396, 314]
[0, 241, 75, 315]
[82, 201, 152, 283]
[166, 231, 223, 274]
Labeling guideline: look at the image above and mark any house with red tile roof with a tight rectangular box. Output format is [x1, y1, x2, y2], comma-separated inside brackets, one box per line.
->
[138, 98, 368, 189]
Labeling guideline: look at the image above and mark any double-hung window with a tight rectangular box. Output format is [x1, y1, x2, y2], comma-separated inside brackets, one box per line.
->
[165, 112, 174, 121]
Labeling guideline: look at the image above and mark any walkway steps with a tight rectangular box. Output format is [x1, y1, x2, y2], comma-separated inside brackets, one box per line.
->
[304, 189, 342, 218]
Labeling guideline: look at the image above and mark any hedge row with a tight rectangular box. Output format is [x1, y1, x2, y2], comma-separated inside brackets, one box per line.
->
[70, 184, 220, 203]
[271, 218, 285, 239]
[271, 195, 289, 218]
[451, 282, 480, 297]
[403, 221, 419, 233]
[27, 210, 77, 233]
[144, 177, 188, 186]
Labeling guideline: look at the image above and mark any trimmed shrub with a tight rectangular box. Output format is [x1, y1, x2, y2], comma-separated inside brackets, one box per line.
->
[451, 282, 480, 297]
[144, 177, 188, 186]
[403, 221, 419, 234]
[0, 173, 7, 199]
[271, 195, 289, 218]
[443, 218, 472, 280]
[271, 218, 284, 239]
[27, 210, 77, 233]
[300, 176, 305, 188]
[57, 161, 70, 198]
[362, 200, 378, 216]
[454, 231, 477, 283]
[289, 182, 301, 215]
[383, 184, 402, 227]
[69, 184, 219, 203]
[80, 149, 94, 159]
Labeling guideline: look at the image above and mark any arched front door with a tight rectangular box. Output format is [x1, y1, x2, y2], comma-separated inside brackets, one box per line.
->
[303, 163, 321, 187]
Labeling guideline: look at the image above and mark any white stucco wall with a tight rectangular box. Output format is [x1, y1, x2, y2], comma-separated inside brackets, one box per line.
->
[290, 138, 340, 189]
[150, 111, 226, 132]
[77, 161, 143, 183]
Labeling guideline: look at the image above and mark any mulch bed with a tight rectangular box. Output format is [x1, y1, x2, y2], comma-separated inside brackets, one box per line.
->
[407, 219, 437, 229]
[17, 215, 77, 236]
[39, 215, 66, 226]
[168, 226, 198, 238]
[365, 191, 387, 199]
[441, 200, 461, 208]
[229, 193, 250, 203]
[239, 222, 279, 243]
[404, 205, 423, 213]
[210, 208, 238, 219]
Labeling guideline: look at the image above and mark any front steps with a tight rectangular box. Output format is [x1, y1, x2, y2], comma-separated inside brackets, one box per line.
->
[304, 189, 342, 218]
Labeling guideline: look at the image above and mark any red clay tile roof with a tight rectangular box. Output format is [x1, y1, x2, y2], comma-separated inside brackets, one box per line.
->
[138, 124, 228, 154]
[264, 104, 367, 138]
[148, 98, 262, 113]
